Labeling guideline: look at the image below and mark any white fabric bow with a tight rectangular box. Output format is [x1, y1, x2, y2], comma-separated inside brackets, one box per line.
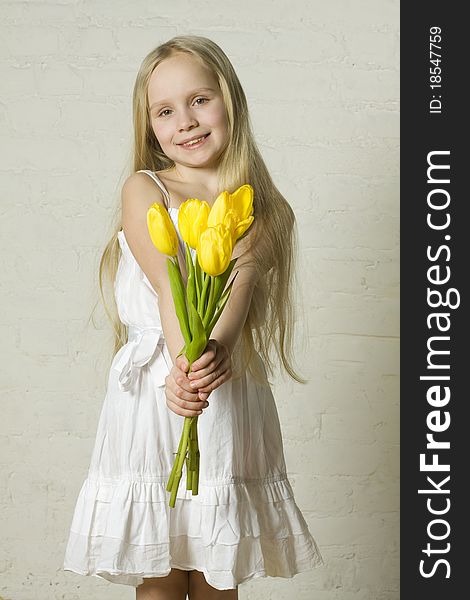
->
[113, 325, 167, 392]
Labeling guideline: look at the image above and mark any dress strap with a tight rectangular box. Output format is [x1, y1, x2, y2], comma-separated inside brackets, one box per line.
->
[136, 170, 171, 209]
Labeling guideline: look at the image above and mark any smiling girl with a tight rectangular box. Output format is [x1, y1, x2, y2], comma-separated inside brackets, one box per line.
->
[63, 35, 323, 599]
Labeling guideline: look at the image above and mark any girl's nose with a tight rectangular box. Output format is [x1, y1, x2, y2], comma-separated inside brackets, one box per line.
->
[177, 109, 198, 131]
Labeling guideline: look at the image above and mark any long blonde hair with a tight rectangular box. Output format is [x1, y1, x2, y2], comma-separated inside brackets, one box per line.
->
[95, 35, 307, 387]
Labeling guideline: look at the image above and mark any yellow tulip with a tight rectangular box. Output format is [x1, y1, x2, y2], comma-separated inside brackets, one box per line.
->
[197, 223, 233, 277]
[227, 184, 254, 221]
[146, 203, 178, 257]
[208, 185, 253, 226]
[178, 198, 211, 249]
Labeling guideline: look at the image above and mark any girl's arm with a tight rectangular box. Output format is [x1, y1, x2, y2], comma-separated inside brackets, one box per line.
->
[208, 263, 257, 356]
[121, 173, 185, 362]
[121, 173, 208, 418]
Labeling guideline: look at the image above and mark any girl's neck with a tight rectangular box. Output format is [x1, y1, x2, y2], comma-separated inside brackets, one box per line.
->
[165, 164, 220, 199]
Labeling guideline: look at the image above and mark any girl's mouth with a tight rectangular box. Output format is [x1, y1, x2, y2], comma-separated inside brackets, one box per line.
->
[180, 133, 210, 149]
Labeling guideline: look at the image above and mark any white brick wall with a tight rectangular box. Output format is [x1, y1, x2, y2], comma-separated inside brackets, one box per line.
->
[0, 1, 399, 598]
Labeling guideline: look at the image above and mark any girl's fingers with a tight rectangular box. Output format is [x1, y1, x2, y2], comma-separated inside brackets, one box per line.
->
[189, 371, 219, 391]
[166, 396, 208, 418]
[195, 365, 232, 394]
[189, 357, 218, 375]
[188, 354, 224, 382]
[165, 382, 209, 417]
[166, 374, 199, 401]
[198, 372, 229, 394]
[170, 365, 195, 393]
[175, 354, 189, 372]
[190, 343, 217, 371]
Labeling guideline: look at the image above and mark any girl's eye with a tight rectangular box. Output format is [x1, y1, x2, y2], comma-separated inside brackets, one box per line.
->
[156, 98, 208, 118]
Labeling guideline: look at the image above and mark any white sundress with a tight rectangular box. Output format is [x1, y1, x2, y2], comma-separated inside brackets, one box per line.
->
[62, 170, 323, 590]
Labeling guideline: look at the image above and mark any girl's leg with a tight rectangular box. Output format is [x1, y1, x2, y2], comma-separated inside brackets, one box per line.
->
[136, 568, 189, 600]
[188, 570, 238, 600]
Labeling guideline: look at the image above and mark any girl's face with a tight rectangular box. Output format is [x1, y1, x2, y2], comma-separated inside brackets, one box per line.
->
[147, 53, 230, 169]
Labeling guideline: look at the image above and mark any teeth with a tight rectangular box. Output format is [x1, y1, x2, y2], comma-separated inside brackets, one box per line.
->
[183, 135, 206, 146]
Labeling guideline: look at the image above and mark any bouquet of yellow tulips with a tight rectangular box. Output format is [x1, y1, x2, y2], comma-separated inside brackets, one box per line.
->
[146, 184, 254, 508]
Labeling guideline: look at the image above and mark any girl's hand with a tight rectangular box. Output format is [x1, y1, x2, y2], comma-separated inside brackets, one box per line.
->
[165, 362, 210, 418]
[177, 340, 232, 401]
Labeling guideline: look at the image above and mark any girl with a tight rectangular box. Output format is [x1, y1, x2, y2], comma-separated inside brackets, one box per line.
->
[63, 35, 323, 599]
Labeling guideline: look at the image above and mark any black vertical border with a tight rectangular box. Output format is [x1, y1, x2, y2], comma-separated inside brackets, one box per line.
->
[401, 4, 467, 598]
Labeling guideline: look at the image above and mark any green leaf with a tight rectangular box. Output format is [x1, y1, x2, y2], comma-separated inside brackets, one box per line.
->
[167, 258, 191, 345]
[185, 243, 197, 314]
[202, 277, 216, 330]
[185, 300, 208, 363]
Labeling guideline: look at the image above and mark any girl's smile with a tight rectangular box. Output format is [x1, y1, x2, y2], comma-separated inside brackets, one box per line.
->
[178, 132, 210, 150]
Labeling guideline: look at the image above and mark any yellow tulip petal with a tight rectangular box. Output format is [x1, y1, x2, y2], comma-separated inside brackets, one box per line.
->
[178, 198, 210, 249]
[147, 203, 178, 256]
[197, 223, 233, 277]
[228, 184, 254, 220]
[207, 191, 230, 227]
[222, 209, 239, 235]
[232, 215, 254, 241]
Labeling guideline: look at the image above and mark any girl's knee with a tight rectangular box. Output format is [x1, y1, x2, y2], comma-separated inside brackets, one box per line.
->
[188, 570, 238, 600]
[136, 568, 189, 599]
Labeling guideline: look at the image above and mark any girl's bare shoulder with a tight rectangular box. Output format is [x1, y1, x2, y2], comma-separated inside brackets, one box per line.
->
[121, 171, 166, 210]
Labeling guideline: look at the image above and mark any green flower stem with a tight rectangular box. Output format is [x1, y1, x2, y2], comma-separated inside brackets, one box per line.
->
[203, 275, 216, 329]
[166, 425, 185, 492]
[195, 253, 203, 304]
[193, 452, 200, 495]
[188, 422, 195, 472]
[169, 416, 193, 508]
[186, 454, 192, 490]
[187, 416, 198, 491]
[191, 419, 200, 495]
[168, 414, 200, 502]
[199, 273, 211, 314]
[190, 420, 198, 472]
